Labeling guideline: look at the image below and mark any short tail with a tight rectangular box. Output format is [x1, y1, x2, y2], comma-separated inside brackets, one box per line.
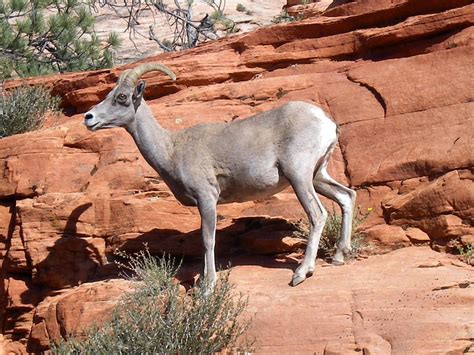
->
[314, 130, 338, 179]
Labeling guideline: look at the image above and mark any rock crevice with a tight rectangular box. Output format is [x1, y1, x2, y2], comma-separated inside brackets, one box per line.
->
[345, 73, 387, 117]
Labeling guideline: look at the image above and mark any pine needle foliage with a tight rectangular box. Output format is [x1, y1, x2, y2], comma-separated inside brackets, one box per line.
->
[0, 0, 120, 79]
[52, 250, 252, 354]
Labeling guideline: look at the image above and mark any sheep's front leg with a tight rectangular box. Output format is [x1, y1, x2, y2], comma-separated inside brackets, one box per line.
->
[197, 197, 218, 290]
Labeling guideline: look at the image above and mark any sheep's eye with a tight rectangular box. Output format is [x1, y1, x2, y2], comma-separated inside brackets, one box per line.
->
[117, 93, 127, 101]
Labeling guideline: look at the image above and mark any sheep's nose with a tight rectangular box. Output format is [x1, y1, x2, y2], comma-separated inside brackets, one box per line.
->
[84, 112, 94, 120]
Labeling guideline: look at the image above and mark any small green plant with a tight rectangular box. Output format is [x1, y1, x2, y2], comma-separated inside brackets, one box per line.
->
[0, 85, 61, 138]
[319, 207, 371, 258]
[52, 249, 252, 354]
[457, 243, 473, 265]
[236, 3, 247, 12]
[210, 9, 239, 35]
[271, 10, 303, 24]
[294, 207, 371, 258]
[235, 3, 253, 15]
[210, 8, 224, 22]
[223, 19, 240, 34]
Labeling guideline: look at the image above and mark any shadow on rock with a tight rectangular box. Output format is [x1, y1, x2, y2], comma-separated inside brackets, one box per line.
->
[326, 0, 353, 11]
[33, 203, 106, 289]
[33, 208, 306, 289]
[112, 216, 306, 283]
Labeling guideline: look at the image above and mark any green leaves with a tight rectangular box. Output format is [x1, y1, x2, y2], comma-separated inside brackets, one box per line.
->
[0, 0, 120, 79]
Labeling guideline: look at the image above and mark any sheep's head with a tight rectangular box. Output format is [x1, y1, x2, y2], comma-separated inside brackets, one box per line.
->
[84, 63, 176, 131]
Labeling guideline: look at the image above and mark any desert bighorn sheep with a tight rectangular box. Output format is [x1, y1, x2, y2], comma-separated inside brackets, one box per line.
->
[84, 63, 356, 288]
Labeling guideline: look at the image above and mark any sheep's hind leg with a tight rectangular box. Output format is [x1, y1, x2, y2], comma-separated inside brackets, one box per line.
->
[197, 195, 218, 291]
[287, 175, 328, 286]
[313, 163, 356, 265]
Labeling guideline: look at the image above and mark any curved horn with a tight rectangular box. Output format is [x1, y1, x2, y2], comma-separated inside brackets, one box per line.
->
[118, 69, 131, 84]
[121, 63, 176, 85]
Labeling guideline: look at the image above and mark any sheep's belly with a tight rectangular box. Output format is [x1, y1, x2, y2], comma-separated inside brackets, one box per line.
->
[217, 169, 290, 204]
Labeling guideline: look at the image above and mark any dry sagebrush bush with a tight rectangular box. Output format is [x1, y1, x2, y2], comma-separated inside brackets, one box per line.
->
[0, 85, 60, 138]
[52, 250, 252, 354]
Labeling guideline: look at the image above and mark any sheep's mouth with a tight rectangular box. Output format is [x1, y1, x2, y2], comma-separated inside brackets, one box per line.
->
[85, 121, 102, 131]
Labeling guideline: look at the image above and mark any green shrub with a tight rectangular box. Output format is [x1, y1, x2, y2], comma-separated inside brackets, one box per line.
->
[52, 250, 252, 354]
[318, 207, 370, 257]
[293, 207, 371, 258]
[0, 85, 61, 138]
[236, 3, 247, 12]
[271, 10, 303, 24]
[457, 243, 473, 265]
[210, 9, 238, 35]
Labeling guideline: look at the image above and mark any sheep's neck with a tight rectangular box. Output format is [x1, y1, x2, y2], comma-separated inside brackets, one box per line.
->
[126, 102, 174, 178]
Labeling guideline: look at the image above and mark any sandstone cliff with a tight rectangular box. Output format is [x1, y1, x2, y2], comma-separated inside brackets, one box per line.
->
[1, 0, 473, 352]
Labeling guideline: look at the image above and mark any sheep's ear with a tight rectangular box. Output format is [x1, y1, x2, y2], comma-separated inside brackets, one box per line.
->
[132, 80, 146, 111]
[133, 80, 146, 101]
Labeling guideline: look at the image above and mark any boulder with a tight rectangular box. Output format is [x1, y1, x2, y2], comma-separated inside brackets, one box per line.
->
[383, 170, 474, 240]
[460, 235, 474, 246]
[364, 225, 411, 249]
[27, 280, 133, 352]
[405, 228, 431, 243]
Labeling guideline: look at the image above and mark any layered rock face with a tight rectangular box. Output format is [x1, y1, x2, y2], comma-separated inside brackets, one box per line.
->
[1, 0, 473, 352]
[231, 247, 474, 354]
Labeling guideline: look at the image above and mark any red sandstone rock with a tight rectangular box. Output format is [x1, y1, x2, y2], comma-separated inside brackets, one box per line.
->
[287, 1, 334, 19]
[238, 218, 306, 254]
[28, 279, 133, 352]
[0, 203, 13, 264]
[2, 278, 39, 344]
[25, 248, 474, 353]
[231, 247, 474, 353]
[364, 225, 411, 249]
[323, 0, 474, 19]
[0, 335, 26, 355]
[15, 186, 303, 288]
[383, 170, 474, 240]
[0, 0, 473, 350]
[460, 235, 474, 246]
[405, 228, 431, 243]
